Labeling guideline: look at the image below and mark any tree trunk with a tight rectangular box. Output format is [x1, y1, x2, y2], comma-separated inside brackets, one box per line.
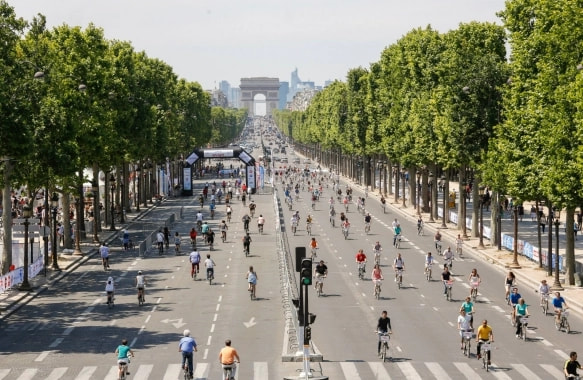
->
[62, 193, 72, 249]
[471, 178, 479, 238]
[536, 201, 543, 268]
[2, 160, 13, 274]
[566, 207, 575, 285]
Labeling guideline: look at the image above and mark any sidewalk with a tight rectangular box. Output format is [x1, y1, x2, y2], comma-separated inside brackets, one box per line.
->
[0, 199, 166, 321]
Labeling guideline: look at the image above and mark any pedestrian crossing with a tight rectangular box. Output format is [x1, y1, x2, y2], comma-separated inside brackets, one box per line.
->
[0, 360, 565, 380]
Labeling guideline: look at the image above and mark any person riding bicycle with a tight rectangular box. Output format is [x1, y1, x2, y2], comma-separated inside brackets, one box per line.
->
[136, 271, 147, 302]
[460, 296, 475, 329]
[174, 232, 181, 253]
[201, 221, 210, 240]
[209, 201, 216, 217]
[246, 266, 257, 293]
[393, 253, 405, 281]
[514, 298, 529, 338]
[504, 271, 516, 302]
[380, 195, 386, 208]
[457, 309, 472, 349]
[339, 212, 346, 224]
[329, 196, 335, 208]
[553, 291, 569, 325]
[364, 212, 372, 227]
[100, 242, 110, 269]
[105, 276, 115, 304]
[163, 227, 170, 248]
[314, 260, 328, 292]
[198, 193, 204, 206]
[206, 228, 215, 248]
[257, 214, 265, 232]
[218, 219, 228, 239]
[356, 249, 367, 273]
[443, 246, 454, 268]
[538, 279, 550, 305]
[476, 319, 494, 365]
[196, 211, 203, 224]
[393, 223, 402, 247]
[242, 233, 252, 254]
[376, 310, 392, 357]
[189, 249, 201, 278]
[249, 201, 256, 216]
[468, 268, 481, 298]
[226, 205, 232, 220]
[179, 329, 198, 379]
[434, 230, 442, 253]
[509, 287, 522, 323]
[242, 214, 251, 231]
[204, 254, 216, 280]
[309, 237, 318, 256]
[441, 266, 452, 297]
[564, 352, 581, 379]
[455, 234, 464, 256]
[122, 230, 130, 250]
[219, 339, 240, 380]
[416, 216, 423, 233]
[115, 339, 134, 379]
[189, 228, 197, 247]
[372, 264, 384, 295]
[425, 252, 434, 272]
[306, 214, 313, 229]
[341, 218, 350, 232]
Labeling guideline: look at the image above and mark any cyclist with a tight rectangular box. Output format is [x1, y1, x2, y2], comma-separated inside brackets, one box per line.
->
[372, 264, 384, 295]
[424, 252, 434, 275]
[219, 339, 240, 380]
[163, 227, 170, 248]
[204, 254, 216, 280]
[476, 319, 494, 365]
[553, 291, 569, 325]
[246, 265, 257, 293]
[100, 242, 110, 269]
[434, 230, 442, 253]
[115, 339, 134, 379]
[242, 213, 251, 231]
[441, 265, 452, 297]
[249, 201, 256, 217]
[373, 241, 382, 264]
[504, 271, 516, 302]
[328, 196, 335, 208]
[209, 201, 216, 218]
[376, 310, 392, 357]
[538, 279, 550, 306]
[380, 196, 386, 211]
[514, 298, 529, 338]
[468, 268, 481, 298]
[226, 205, 232, 222]
[242, 233, 252, 255]
[309, 237, 318, 259]
[189, 249, 201, 278]
[457, 309, 472, 349]
[219, 220, 228, 242]
[189, 228, 197, 248]
[206, 228, 215, 250]
[339, 212, 346, 224]
[341, 218, 351, 236]
[364, 213, 372, 231]
[564, 352, 581, 379]
[416, 216, 423, 234]
[136, 271, 147, 302]
[392, 223, 402, 247]
[455, 234, 464, 256]
[105, 276, 115, 304]
[306, 214, 313, 232]
[392, 253, 405, 282]
[443, 246, 454, 268]
[196, 211, 203, 229]
[314, 260, 328, 292]
[122, 230, 130, 250]
[199, 193, 204, 206]
[257, 214, 265, 233]
[356, 249, 367, 274]
[174, 232, 181, 254]
[179, 329, 198, 379]
[155, 229, 164, 252]
[460, 296, 475, 329]
[509, 287, 522, 324]
[329, 206, 336, 225]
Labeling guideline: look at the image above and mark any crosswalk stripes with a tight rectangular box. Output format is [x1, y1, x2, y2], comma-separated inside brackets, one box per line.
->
[0, 361, 566, 379]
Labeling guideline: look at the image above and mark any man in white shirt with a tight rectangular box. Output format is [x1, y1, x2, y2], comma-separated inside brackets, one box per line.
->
[444, 247, 454, 268]
[189, 250, 201, 278]
[204, 254, 216, 280]
[457, 309, 473, 349]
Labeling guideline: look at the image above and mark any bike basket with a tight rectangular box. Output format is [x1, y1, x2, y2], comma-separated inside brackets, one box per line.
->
[481, 343, 491, 351]
[563, 310, 570, 317]
[447, 280, 454, 286]
[463, 331, 473, 339]
[471, 282, 479, 288]
[380, 335, 390, 342]
[520, 317, 529, 323]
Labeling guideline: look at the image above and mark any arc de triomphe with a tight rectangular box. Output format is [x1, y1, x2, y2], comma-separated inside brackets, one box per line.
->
[240, 77, 280, 116]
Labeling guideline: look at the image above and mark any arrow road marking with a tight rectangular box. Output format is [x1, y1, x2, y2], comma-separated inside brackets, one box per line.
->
[161, 318, 186, 329]
[244, 317, 257, 328]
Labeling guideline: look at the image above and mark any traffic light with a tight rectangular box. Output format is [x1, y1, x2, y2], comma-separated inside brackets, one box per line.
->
[305, 326, 312, 341]
[301, 258, 312, 286]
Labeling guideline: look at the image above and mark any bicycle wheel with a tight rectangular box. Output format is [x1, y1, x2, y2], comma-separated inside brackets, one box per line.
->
[446, 287, 451, 301]
[565, 320, 570, 334]
[467, 341, 471, 357]
[381, 342, 387, 362]
[183, 365, 189, 380]
[542, 301, 547, 315]
[555, 318, 562, 331]
[522, 324, 527, 340]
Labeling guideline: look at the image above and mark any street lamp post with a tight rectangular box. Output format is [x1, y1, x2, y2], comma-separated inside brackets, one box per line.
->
[401, 168, 407, 208]
[510, 205, 521, 268]
[551, 214, 564, 290]
[441, 176, 447, 229]
[91, 182, 99, 243]
[120, 181, 125, 223]
[416, 170, 421, 216]
[428, 173, 435, 223]
[109, 172, 116, 231]
[50, 193, 62, 270]
[478, 187, 485, 249]
[19, 204, 33, 291]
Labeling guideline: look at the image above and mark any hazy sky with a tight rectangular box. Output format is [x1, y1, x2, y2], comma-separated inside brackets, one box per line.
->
[11, 0, 506, 90]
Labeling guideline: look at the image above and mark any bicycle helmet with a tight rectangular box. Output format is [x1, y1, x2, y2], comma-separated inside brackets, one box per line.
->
[138, 271, 142, 275]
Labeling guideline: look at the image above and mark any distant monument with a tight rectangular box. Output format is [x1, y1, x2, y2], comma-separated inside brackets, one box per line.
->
[240, 77, 280, 116]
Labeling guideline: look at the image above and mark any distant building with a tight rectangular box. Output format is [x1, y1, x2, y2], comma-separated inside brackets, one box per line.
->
[219, 80, 231, 103]
[289, 88, 319, 111]
[229, 87, 241, 108]
[278, 81, 289, 109]
[208, 89, 228, 108]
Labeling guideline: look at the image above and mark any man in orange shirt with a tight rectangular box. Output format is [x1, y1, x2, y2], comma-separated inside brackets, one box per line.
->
[219, 339, 240, 379]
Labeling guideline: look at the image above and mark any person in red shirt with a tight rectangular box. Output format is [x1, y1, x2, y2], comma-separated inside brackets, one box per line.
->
[356, 249, 367, 273]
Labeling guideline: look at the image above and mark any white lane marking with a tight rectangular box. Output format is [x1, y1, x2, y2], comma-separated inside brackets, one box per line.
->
[555, 349, 568, 358]
[193, 363, 210, 378]
[145, 315, 151, 323]
[218, 295, 222, 302]
[448, 322, 454, 327]
[425, 362, 451, 380]
[62, 326, 74, 335]
[396, 362, 422, 380]
[0, 370, 9, 380]
[203, 348, 209, 360]
[162, 364, 181, 380]
[538, 338, 553, 346]
[461, 283, 470, 289]
[540, 364, 564, 378]
[34, 350, 52, 362]
[396, 346, 402, 352]
[254, 362, 268, 380]
[156, 297, 162, 304]
[339, 362, 362, 380]
[138, 325, 145, 334]
[49, 338, 64, 348]
[92, 298, 101, 305]
[207, 336, 212, 345]
[130, 337, 138, 347]
[420, 294, 425, 298]
[492, 305, 505, 313]
[482, 297, 490, 303]
[15, 369, 37, 380]
[370, 306, 375, 311]
[74, 366, 97, 380]
[210, 323, 215, 333]
[213, 313, 218, 322]
[433, 307, 439, 311]
[134, 364, 153, 379]
[109, 319, 116, 326]
[45, 367, 67, 380]
[216, 304, 221, 312]
[489, 364, 513, 379]
[512, 364, 541, 380]
[453, 362, 480, 379]
[368, 362, 392, 379]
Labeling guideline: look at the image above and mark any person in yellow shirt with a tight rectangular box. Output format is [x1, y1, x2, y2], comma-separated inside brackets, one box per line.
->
[476, 320, 494, 364]
[219, 339, 240, 380]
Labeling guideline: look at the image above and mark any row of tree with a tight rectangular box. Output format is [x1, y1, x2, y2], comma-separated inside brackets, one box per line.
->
[273, 0, 583, 284]
[0, 1, 246, 273]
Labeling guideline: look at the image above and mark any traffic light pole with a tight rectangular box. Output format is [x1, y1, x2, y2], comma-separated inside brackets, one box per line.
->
[299, 283, 311, 378]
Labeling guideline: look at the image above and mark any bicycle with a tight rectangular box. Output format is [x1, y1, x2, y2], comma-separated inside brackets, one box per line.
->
[358, 262, 366, 280]
[315, 275, 325, 297]
[479, 340, 491, 371]
[329, 216, 335, 227]
[374, 280, 382, 300]
[365, 222, 371, 234]
[395, 269, 403, 289]
[461, 330, 472, 357]
[221, 231, 227, 243]
[249, 283, 256, 300]
[222, 362, 238, 380]
[207, 268, 214, 285]
[306, 223, 312, 236]
[377, 332, 391, 362]
[470, 282, 479, 301]
[342, 226, 349, 240]
[374, 250, 381, 266]
[425, 263, 432, 281]
[138, 288, 145, 306]
[417, 223, 424, 236]
[119, 359, 130, 380]
[310, 247, 318, 261]
[555, 309, 571, 333]
[435, 242, 442, 255]
[291, 223, 297, 235]
[227, 213, 231, 223]
[540, 294, 549, 315]
[445, 280, 453, 301]
[381, 203, 386, 213]
[258, 223, 264, 234]
[518, 316, 529, 341]
[244, 244, 250, 257]
[107, 292, 115, 309]
[394, 234, 401, 249]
